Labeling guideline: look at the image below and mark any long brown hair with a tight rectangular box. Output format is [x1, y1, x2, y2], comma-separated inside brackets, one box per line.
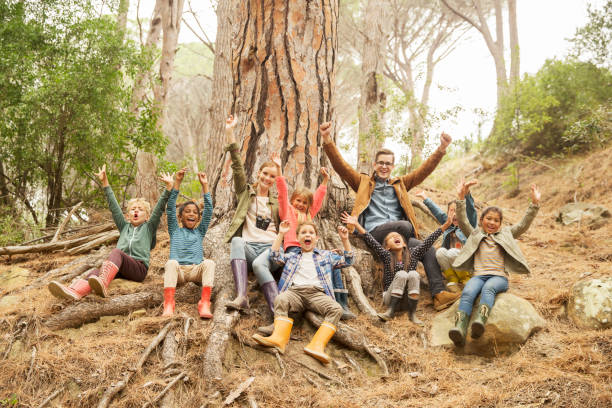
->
[291, 187, 314, 223]
[377, 232, 411, 289]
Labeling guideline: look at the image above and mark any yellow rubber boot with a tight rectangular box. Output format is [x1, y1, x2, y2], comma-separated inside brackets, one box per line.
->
[457, 270, 472, 286]
[304, 321, 336, 364]
[252, 316, 293, 354]
[443, 269, 461, 293]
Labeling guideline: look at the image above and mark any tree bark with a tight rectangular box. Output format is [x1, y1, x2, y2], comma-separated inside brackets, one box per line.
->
[356, 0, 387, 173]
[508, 0, 520, 88]
[117, 0, 129, 40]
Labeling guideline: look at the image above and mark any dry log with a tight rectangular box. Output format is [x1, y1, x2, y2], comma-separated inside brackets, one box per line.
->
[304, 312, 388, 376]
[344, 267, 378, 317]
[44, 283, 201, 331]
[66, 231, 120, 255]
[0, 230, 113, 255]
[223, 377, 255, 405]
[98, 321, 176, 408]
[411, 199, 440, 224]
[51, 202, 83, 243]
[19, 222, 114, 246]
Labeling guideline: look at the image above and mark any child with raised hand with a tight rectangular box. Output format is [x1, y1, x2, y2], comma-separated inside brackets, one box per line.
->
[48, 165, 171, 300]
[252, 220, 353, 364]
[272, 154, 355, 319]
[415, 178, 478, 292]
[223, 114, 282, 314]
[161, 168, 215, 318]
[448, 183, 541, 347]
[342, 209, 454, 324]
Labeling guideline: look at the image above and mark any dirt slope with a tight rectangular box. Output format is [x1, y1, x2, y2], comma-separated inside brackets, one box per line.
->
[0, 146, 611, 407]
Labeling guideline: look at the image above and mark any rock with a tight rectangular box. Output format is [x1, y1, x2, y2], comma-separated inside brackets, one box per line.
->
[431, 293, 546, 355]
[131, 309, 147, 318]
[0, 266, 30, 291]
[567, 277, 612, 330]
[0, 295, 21, 315]
[557, 202, 610, 229]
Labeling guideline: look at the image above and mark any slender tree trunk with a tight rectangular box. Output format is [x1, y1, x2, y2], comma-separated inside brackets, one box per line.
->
[117, 0, 129, 40]
[508, 0, 519, 88]
[356, 0, 387, 173]
[0, 160, 10, 207]
[134, 0, 184, 205]
[206, 0, 234, 189]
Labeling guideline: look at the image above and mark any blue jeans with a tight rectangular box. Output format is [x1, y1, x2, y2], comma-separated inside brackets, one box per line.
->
[458, 275, 508, 316]
[285, 246, 347, 295]
[230, 237, 279, 285]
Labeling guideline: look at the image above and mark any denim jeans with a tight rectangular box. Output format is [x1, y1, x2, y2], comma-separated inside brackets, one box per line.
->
[230, 237, 279, 285]
[458, 275, 508, 316]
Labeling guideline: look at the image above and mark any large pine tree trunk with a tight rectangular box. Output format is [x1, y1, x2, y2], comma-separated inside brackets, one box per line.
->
[356, 0, 387, 173]
[211, 0, 339, 212]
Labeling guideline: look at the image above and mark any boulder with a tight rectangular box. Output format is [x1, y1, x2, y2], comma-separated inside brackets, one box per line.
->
[557, 202, 610, 229]
[567, 277, 612, 330]
[431, 293, 546, 355]
[0, 266, 30, 291]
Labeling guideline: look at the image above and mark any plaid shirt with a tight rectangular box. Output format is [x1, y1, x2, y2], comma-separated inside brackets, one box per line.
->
[271, 248, 354, 298]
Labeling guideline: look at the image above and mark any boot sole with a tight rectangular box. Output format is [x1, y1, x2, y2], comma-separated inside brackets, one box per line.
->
[304, 347, 330, 364]
[252, 334, 285, 354]
[448, 328, 465, 347]
[48, 282, 80, 301]
[434, 298, 459, 311]
[88, 277, 108, 298]
[471, 322, 485, 338]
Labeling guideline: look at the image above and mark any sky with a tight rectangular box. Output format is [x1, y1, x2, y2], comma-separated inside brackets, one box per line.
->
[130, 0, 603, 159]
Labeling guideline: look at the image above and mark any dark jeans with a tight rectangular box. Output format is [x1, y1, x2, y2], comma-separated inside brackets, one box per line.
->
[87, 248, 148, 282]
[370, 221, 447, 298]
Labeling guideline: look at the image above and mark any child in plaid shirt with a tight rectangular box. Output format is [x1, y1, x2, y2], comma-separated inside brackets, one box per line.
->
[252, 220, 353, 364]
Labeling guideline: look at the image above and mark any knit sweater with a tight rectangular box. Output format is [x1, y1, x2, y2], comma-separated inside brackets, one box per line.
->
[359, 228, 443, 292]
[104, 186, 170, 268]
[276, 175, 327, 250]
[167, 189, 213, 265]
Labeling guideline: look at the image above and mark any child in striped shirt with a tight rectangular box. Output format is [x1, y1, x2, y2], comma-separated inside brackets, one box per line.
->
[161, 168, 215, 318]
[448, 182, 541, 346]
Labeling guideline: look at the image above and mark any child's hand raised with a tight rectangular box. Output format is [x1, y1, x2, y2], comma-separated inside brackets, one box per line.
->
[442, 206, 456, 231]
[198, 172, 208, 186]
[320, 167, 330, 182]
[279, 220, 291, 235]
[159, 172, 174, 190]
[95, 164, 109, 187]
[530, 184, 541, 205]
[414, 189, 428, 200]
[225, 114, 238, 132]
[340, 211, 358, 226]
[440, 132, 452, 150]
[271, 152, 282, 169]
[175, 167, 187, 184]
[456, 178, 478, 199]
[337, 225, 349, 240]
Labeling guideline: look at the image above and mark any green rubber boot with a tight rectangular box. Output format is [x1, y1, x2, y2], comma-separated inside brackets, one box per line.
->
[448, 311, 469, 347]
[470, 304, 490, 339]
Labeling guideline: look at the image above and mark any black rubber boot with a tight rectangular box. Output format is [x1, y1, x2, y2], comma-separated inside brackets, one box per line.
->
[378, 295, 401, 321]
[407, 298, 423, 326]
[335, 292, 356, 320]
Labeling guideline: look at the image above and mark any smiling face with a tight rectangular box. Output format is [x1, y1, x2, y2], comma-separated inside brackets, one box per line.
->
[291, 194, 310, 213]
[257, 165, 277, 191]
[481, 209, 502, 234]
[127, 201, 150, 227]
[179, 203, 201, 229]
[297, 224, 319, 252]
[373, 153, 395, 180]
[383, 232, 406, 252]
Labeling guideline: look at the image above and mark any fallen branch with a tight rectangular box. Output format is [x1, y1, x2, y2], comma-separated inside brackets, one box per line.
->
[26, 346, 37, 381]
[44, 283, 201, 331]
[19, 222, 114, 246]
[0, 230, 114, 256]
[98, 321, 176, 408]
[142, 372, 186, 408]
[274, 350, 286, 379]
[66, 231, 120, 255]
[223, 376, 255, 405]
[411, 200, 440, 224]
[37, 386, 64, 408]
[159, 329, 179, 408]
[51, 202, 83, 243]
[342, 351, 362, 373]
[294, 360, 344, 385]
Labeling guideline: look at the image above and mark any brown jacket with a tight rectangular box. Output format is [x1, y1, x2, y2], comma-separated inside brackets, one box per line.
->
[323, 140, 446, 237]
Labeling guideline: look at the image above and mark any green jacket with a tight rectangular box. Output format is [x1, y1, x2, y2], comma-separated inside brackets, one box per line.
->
[104, 186, 170, 268]
[452, 199, 539, 275]
[224, 142, 280, 243]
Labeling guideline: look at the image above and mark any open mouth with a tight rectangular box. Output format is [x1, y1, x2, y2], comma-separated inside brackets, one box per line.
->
[394, 239, 401, 245]
[304, 238, 312, 245]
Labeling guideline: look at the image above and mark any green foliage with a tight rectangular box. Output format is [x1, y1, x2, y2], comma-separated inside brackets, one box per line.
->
[488, 58, 612, 156]
[0, 0, 166, 225]
[502, 163, 520, 195]
[569, 1, 612, 68]
[0, 394, 18, 407]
